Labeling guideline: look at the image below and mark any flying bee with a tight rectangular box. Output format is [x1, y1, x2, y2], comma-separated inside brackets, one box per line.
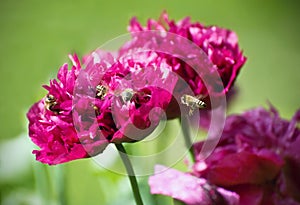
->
[44, 94, 59, 114]
[181, 94, 207, 116]
[96, 85, 109, 100]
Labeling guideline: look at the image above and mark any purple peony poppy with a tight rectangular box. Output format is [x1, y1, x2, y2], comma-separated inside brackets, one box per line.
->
[193, 106, 300, 205]
[148, 106, 300, 205]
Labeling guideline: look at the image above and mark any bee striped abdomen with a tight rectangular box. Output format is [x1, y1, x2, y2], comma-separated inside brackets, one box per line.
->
[181, 94, 206, 115]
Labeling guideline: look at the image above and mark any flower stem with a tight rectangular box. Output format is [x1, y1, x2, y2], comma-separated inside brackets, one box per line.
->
[54, 165, 67, 205]
[115, 143, 144, 205]
[180, 117, 195, 162]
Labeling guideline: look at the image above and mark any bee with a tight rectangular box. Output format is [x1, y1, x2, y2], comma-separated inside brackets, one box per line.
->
[96, 85, 109, 100]
[181, 94, 206, 115]
[44, 94, 59, 113]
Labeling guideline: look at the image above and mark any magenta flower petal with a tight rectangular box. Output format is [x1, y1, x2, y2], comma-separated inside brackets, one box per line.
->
[33, 141, 87, 165]
[230, 185, 264, 205]
[206, 151, 283, 186]
[149, 165, 239, 205]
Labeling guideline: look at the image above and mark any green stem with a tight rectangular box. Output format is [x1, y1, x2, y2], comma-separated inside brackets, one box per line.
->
[115, 143, 144, 205]
[180, 117, 195, 162]
[55, 165, 67, 205]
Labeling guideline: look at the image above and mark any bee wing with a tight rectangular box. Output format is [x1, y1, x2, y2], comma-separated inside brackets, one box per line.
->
[195, 94, 207, 100]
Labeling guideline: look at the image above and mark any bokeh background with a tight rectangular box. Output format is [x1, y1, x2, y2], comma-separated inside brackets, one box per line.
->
[1, 0, 299, 204]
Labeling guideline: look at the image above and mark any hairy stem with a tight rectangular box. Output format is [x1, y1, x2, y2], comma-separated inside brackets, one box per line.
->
[115, 143, 144, 205]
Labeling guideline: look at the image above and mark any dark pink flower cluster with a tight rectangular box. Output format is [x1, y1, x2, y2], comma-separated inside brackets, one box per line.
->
[149, 107, 300, 205]
[27, 12, 246, 165]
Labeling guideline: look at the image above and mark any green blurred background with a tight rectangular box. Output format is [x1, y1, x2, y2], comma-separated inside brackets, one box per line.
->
[0, 0, 299, 204]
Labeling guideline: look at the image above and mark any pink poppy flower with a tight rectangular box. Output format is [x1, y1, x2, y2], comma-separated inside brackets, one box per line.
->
[28, 51, 178, 165]
[120, 12, 246, 117]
